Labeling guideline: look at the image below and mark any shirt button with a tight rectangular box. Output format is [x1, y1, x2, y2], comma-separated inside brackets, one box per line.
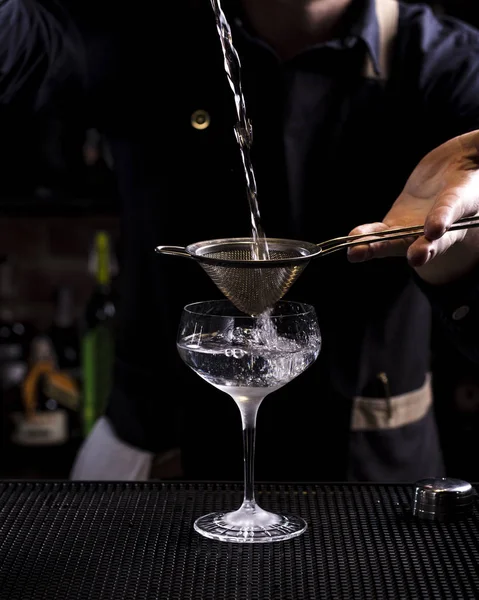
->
[452, 305, 470, 321]
[191, 109, 210, 130]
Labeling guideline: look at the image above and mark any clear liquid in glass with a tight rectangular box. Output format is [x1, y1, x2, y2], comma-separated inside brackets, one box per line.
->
[178, 333, 319, 394]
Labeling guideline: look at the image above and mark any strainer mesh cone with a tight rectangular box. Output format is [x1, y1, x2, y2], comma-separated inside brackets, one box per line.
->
[197, 245, 309, 315]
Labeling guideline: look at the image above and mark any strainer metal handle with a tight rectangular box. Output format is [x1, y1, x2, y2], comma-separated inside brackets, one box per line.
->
[155, 246, 192, 259]
[318, 215, 479, 256]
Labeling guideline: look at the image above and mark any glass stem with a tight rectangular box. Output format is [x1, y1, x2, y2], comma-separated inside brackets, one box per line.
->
[237, 397, 263, 512]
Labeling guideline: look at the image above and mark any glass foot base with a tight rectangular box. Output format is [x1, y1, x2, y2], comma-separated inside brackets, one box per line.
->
[194, 507, 307, 543]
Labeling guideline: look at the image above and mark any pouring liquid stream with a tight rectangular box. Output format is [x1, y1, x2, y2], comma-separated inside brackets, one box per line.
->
[210, 0, 270, 262]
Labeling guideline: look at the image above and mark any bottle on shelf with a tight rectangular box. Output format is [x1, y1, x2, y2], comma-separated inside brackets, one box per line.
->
[10, 331, 81, 478]
[47, 285, 81, 375]
[46, 284, 83, 448]
[0, 255, 33, 370]
[5, 277, 83, 478]
[0, 256, 35, 475]
[81, 230, 117, 437]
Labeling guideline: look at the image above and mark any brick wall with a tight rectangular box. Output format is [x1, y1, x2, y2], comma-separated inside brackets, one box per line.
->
[0, 216, 120, 331]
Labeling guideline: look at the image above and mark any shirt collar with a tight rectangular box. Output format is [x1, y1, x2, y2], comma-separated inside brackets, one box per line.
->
[346, 0, 381, 76]
[227, 0, 381, 76]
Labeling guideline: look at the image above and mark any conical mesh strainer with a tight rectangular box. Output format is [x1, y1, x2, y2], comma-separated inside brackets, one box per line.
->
[155, 216, 479, 315]
[155, 237, 321, 316]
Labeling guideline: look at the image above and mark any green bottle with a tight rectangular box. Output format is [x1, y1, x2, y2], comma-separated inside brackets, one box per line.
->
[81, 231, 116, 437]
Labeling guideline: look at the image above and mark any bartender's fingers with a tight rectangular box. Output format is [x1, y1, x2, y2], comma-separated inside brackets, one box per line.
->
[347, 221, 465, 265]
[406, 227, 466, 267]
[420, 197, 459, 241]
[347, 222, 415, 262]
[408, 188, 478, 266]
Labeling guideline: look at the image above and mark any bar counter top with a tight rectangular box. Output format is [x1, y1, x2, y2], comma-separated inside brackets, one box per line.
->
[0, 480, 478, 599]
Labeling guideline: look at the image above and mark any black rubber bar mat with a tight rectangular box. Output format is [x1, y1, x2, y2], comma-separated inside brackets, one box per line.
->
[0, 481, 478, 599]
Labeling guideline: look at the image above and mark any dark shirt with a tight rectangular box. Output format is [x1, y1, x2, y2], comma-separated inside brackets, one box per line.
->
[2, 0, 479, 481]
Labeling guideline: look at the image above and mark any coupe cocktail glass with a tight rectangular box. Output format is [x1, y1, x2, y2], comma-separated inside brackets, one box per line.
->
[177, 299, 321, 543]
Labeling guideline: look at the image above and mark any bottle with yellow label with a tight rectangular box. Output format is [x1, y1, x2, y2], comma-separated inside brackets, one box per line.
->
[81, 231, 116, 437]
[9, 334, 81, 477]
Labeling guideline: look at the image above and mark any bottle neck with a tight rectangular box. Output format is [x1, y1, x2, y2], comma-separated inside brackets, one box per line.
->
[95, 231, 111, 287]
[97, 255, 110, 286]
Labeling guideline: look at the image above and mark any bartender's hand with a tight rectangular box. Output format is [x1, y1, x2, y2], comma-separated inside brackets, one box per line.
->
[347, 130, 479, 285]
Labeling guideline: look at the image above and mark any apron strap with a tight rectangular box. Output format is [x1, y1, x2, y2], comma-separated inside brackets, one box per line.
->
[363, 0, 400, 80]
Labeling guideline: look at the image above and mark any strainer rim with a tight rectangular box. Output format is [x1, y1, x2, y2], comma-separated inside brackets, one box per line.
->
[186, 237, 322, 267]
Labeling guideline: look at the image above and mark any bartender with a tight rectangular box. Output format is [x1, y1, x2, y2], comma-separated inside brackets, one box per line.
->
[2, 0, 479, 481]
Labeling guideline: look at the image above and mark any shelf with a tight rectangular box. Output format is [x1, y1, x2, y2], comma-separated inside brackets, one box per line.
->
[0, 194, 119, 217]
